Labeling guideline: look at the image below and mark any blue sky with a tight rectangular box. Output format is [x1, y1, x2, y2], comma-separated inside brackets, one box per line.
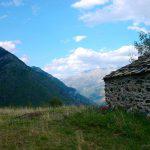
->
[0, 0, 150, 78]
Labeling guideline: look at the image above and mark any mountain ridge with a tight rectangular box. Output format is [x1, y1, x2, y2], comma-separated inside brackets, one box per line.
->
[0, 47, 91, 106]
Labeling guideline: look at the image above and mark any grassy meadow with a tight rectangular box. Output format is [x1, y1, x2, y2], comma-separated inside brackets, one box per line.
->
[0, 106, 150, 150]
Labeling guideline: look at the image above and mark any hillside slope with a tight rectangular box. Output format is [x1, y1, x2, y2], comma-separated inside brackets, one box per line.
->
[0, 47, 91, 106]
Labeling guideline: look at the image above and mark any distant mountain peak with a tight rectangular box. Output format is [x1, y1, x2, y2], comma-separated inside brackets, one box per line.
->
[63, 68, 111, 103]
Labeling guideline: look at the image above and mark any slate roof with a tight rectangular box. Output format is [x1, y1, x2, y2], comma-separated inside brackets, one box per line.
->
[104, 54, 150, 80]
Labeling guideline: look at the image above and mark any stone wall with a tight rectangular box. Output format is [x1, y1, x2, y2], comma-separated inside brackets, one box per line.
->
[104, 73, 150, 113]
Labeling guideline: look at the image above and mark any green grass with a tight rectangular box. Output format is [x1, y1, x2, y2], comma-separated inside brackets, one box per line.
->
[0, 106, 149, 150]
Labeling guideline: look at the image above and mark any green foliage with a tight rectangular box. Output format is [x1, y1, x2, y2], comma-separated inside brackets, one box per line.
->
[49, 97, 63, 107]
[135, 32, 150, 56]
[67, 108, 150, 138]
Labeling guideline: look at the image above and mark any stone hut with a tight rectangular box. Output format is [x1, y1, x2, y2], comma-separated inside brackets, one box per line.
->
[104, 54, 150, 113]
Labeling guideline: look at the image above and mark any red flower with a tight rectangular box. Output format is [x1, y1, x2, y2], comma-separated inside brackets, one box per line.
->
[100, 105, 109, 111]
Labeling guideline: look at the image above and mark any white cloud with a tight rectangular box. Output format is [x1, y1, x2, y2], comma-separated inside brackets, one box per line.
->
[31, 5, 40, 15]
[128, 24, 150, 33]
[0, 0, 23, 7]
[0, 15, 8, 20]
[72, 0, 109, 9]
[73, 0, 150, 26]
[44, 45, 138, 78]
[20, 55, 30, 63]
[13, 0, 22, 6]
[0, 40, 21, 52]
[73, 35, 87, 42]
[0, 40, 30, 64]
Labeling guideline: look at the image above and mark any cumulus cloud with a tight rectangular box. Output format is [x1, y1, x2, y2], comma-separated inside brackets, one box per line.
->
[73, 35, 87, 42]
[44, 45, 138, 78]
[128, 24, 150, 33]
[20, 55, 30, 63]
[0, 40, 21, 52]
[72, 0, 150, 26]
[72, 0, 109, 9]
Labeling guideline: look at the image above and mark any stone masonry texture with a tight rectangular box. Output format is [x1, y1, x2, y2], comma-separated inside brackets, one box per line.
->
[104, 73, 150, 113]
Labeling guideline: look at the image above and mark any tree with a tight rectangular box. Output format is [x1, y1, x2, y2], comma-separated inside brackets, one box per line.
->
[134, 32, 150, 56]
[49, 97, 63, 107]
